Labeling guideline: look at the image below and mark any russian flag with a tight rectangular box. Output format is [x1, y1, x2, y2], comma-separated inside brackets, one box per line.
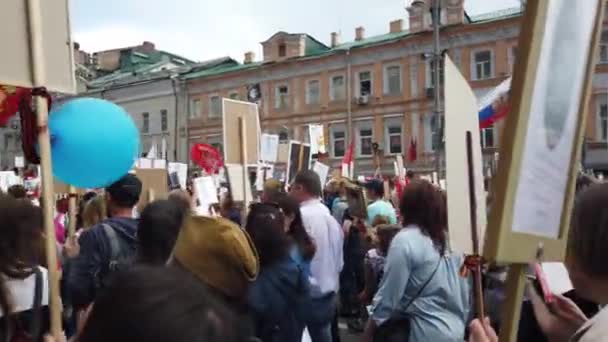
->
[478, 77, 511, 129]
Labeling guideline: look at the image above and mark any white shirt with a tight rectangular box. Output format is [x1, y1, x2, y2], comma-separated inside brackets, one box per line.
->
[300, 199, 344, 296]
[0, 266, 49, 317]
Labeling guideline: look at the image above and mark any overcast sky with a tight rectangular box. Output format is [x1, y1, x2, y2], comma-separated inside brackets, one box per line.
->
[72, 0, 521, 62]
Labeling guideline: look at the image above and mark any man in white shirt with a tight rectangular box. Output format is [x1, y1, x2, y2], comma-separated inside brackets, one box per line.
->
[290, 170, 344, 342]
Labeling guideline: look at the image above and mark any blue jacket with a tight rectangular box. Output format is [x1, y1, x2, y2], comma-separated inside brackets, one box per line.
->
[248, 255, 310, 342]
[67, 217, 138, 309]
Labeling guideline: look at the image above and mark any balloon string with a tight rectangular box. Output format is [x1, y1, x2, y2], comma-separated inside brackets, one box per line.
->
[19, 87, 52, 165]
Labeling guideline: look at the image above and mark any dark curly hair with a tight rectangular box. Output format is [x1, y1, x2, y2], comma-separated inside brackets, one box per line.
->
[0, 195, 44, 329]
[399, 180, 447, 255]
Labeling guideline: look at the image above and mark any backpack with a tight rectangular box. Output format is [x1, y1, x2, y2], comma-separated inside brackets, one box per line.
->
[1, 268, 43, 342]
[94, 224, 135, 290]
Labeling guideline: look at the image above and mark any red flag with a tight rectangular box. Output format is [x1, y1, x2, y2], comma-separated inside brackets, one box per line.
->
[408, 138, 418, 162]
[342, 138, 354, 166]
[190, 143, 224, 174]
[0, 85, 29, 126]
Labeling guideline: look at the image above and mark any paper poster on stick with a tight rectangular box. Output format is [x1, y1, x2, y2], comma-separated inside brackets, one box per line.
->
[312, 161, 330, 186]
[444, 55, 487, 255]
[222, 99, 261, 165]
[225, 164, 253, 204]
[286, 141, 311, 185]
[0, 1, 75, 93]
[260, 134, 279, 163]
[309, 124, 326, 154]
[134, 168, 169, 212]
[168, 162, 188, 190]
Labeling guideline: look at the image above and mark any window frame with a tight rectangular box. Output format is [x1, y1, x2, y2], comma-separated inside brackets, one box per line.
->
[384, 117, 404, 155]
[330, 75, 346, 101]
[306, 79, 321, 105]
[481, 126, 495, 148]
[357, 70, 373, 97]
[425, 59, 444, 88]
[160, 109, 168, 132]
[471, 49, 495, 81]
[383, 64, 402, 95]
[356, 121, 374, 157]
[209, 95, 222, 119]
[278, 43, 287, 57]
[142, 112, 150, 134]
[330, 124, 346, 158]
[600, 30, 608, 64]
[597, 94, 608, 142]
[190, 99, 202, 119]
[274, 84, 290, 110]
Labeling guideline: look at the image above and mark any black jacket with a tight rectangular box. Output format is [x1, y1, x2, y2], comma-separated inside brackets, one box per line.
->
[67, 217, 138, 309]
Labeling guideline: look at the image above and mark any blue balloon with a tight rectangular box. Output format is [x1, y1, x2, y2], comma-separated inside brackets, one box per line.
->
[49, 98, 140, 188]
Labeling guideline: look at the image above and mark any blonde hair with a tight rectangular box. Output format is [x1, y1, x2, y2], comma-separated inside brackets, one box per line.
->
[82, 195, 106, 229]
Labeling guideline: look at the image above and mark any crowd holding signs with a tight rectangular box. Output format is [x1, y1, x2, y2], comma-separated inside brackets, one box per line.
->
[1, 1, 608, 342]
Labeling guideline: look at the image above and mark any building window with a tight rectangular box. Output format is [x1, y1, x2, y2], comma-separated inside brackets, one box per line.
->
[481, 126, 494, 148]
[306, 80, 320, 105]
[426, 59, 444, 88]
[229, 92, 239, 100]
[278, 43, 286, 57]
[190, 99, 202, 119]
[275, 85, 290, 109]
[161, 109, 168, 132]
[384, 65, 402, 95]
[385, 119, 403, 154]
[330, 75, 345, 101]
[598, 94, 608, 141]
[142, 112, 149, 133]
[508, 46, 518, 73]
[600, 30, 608, 64]
[209, 96, 221, 118]
[424, 115, 443, 152]
[357, 122, 374, 157]
[330, 126, 346, 158]
[279, 131, 289, 142]
[358, 71, 372, 96]
[472, 50, 493, 80]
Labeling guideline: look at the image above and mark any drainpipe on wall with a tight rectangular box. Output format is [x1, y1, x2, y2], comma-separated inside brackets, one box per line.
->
[171, 75, 179, 162]
[346, 48, 353, 146]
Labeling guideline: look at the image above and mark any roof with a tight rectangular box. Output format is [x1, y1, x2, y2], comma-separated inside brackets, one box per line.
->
[182, 6, 523, 81]
[88, 56, 237, 89]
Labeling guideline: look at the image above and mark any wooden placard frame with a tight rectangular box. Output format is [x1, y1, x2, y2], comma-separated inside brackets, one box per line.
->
[484, 0, 605, 264]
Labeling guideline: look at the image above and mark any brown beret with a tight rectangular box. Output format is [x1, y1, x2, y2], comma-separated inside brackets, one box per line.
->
[173, 215, 259, 300]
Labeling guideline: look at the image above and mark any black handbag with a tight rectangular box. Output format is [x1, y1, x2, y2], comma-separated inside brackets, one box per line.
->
[373, 257, 441, 342]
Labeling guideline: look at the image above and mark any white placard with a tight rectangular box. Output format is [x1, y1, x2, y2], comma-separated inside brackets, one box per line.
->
[167, 162, 188, 190]
[312, 161, 330, 186]
[309, 124, 326, 154]
[138, 158, 153, 169]
[444, 55, 487, 254]
[541, 262, 573, 295]
[0, 171, 22, 192]
[260, 133, 279, 162]
[512, 0, 598, 238]
[341, 163, 349, 178]
[0, 0, 76, 93]
[14, 156, 24, 168]
[153, 159, 167, 169]
[193, 176, 219, 215]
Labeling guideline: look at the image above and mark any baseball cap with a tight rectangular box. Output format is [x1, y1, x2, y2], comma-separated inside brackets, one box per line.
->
[105, 174, 142, 207]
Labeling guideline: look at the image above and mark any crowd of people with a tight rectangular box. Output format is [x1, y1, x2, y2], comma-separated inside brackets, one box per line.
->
[0, 168, 607, 342]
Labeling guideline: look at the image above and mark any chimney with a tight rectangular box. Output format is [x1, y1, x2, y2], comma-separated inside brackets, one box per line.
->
[141, 41, 155, 52]
[389, 19, 404, 33]
[355, 26, 365, 41]
[244, 51, 255, 64]
[407, 0, 426, 34]
[330, 32, 340, 48]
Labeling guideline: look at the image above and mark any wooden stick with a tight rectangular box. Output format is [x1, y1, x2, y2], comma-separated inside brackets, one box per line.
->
[68, 186, 77, 239]
[238, 117, 249, 224]
[148, 188, 155, 202]
[26, 0, 63, 338]
[499, 264, 527, 342]
[465, 131, 485, 321]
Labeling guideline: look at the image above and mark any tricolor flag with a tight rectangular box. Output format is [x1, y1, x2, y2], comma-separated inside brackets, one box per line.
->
[478, 77, 511, 129]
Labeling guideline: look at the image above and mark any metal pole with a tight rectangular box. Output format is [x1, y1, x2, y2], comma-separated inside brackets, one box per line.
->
[432, 0, 443, 178]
